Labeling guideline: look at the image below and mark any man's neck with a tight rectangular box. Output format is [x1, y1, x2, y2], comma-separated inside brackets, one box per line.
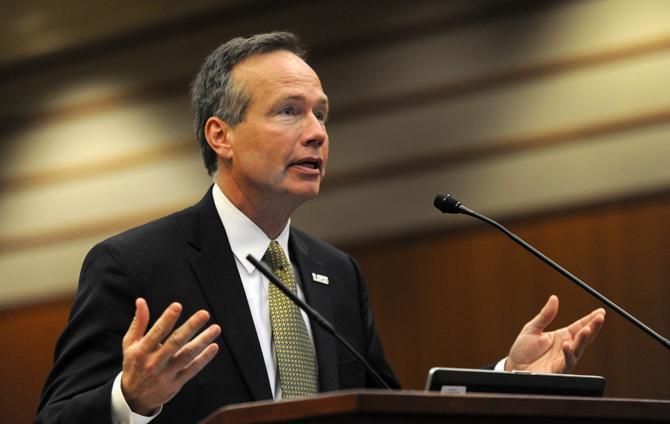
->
[215, 180, 296, 240]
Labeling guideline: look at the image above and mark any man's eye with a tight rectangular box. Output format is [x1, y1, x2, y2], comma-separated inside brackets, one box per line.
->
[315, 111, 327, 122]
[280, 106, 296, 116]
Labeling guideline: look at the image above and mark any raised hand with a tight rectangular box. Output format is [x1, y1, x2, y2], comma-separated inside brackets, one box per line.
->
[121, 298, 221, 415]
[506, 295, 605, 373]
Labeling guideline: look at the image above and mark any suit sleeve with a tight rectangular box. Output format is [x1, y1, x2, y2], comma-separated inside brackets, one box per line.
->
[349, 257, 401, 390]
[35, 240, 140, 423]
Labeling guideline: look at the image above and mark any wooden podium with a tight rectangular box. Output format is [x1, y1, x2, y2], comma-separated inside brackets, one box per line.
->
[202, 390, 670, 423]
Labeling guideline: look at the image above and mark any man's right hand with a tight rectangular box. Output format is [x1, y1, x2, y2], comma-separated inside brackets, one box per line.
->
[120, 298, 221, 415]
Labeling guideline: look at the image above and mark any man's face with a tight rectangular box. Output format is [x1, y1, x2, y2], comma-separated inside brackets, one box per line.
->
[222, 50, 329, 207]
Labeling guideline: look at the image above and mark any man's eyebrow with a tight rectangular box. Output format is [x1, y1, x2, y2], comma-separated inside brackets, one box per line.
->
[316, 95, 330, 113]
[279, 94, 329, 108]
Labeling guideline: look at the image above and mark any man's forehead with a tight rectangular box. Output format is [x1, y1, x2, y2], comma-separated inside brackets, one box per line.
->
[231, 50, 326, 99]
[281, 93, 329, 108]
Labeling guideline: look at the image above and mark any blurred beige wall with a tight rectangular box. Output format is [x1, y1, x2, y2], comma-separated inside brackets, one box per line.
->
[2, 0, 670, 308]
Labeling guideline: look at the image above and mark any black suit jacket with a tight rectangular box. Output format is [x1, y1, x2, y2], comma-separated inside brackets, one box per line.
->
[36, 189, 399, 424]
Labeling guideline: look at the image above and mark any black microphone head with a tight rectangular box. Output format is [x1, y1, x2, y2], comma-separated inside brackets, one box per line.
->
[434, 194, 462, 214]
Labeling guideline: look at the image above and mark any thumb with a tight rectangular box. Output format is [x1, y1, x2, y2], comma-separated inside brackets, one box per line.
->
[123, 298, 149, 348]
[524, 295, 559, 334]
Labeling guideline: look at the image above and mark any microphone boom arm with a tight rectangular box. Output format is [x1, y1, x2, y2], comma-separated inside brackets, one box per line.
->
[434, 194, 670, 351]
[246, 254, 392, 389]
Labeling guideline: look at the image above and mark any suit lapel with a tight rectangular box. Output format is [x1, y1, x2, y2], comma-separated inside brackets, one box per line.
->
[186, 190, 273, 401]
[290, 230, 340, 392]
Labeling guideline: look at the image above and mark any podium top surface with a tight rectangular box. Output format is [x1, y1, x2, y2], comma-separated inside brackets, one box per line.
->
[203, 390, 670, 423]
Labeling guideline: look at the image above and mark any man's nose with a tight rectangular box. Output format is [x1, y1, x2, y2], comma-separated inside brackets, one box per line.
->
[302, 113, 327, 147]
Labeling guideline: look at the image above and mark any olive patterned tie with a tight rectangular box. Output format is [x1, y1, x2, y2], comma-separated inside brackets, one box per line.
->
[263, 240, 319, 397]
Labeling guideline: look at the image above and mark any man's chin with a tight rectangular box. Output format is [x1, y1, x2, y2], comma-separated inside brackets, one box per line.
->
[272, 176, 322, 205]
[295, 188, 320, 201]
[284, 184, 321, 203]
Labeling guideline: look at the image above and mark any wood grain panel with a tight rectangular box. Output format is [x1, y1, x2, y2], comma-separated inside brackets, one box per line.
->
[347, 191, 670, 398]
[0, 297, 72, 424]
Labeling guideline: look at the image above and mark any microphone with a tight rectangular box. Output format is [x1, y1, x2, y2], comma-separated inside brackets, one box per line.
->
[434, 194, 670, 351]
[245, 254, 392, 389]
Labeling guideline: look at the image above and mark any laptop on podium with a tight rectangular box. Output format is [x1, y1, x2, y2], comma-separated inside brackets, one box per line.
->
[426, 367, 605, 397]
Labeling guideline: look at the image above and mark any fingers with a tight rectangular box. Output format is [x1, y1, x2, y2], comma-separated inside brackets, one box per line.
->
[588, 310, 606, 340]
[510, 297, 606, 374]
[562, 340, 576, 372]
[561, 311, 605, 373]
[525, 295, 559, 334]
[572, 325, 590, 355]
[162, 317, 221, 391]
[142, 303, 183, 352]
[562, 325, 591, 372]
[573, 326, 592, 359]
[570, 311, 605, 355]
[121, 300, 220, 414]
[175, 342, 220, 384]
[159, 310, 217, 365]
[567, 307, 606, 337]
[123, 298, 150, 349]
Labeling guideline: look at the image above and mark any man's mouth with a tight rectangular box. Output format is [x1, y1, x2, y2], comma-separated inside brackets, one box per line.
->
[290, 159, 322, 171]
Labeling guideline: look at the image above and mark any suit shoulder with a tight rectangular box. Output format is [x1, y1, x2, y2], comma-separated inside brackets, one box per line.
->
[89, 204, 199, 263]
[78, 203, 202, 292]
[111, 206, 191, 243]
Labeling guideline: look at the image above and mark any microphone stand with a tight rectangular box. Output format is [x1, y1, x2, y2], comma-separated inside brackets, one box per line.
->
[434, 194, 670, 351]
[246, 254, 392, 390]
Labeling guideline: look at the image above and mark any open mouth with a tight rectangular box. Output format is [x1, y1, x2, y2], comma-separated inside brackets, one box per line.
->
[291, 159, 322, 170]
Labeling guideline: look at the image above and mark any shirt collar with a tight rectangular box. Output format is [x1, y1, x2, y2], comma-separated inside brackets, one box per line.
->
[212, 183, 291, 274]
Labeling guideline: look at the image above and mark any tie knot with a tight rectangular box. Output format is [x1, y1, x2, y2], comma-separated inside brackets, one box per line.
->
[263, 240, 289, 271]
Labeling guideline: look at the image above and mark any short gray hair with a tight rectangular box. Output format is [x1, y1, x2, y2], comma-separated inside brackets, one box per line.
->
[191, 32, 306, 175]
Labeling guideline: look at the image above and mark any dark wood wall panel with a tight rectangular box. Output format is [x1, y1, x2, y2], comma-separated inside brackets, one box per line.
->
[349, 192, 670, 398]
[1, 193, 669, 423]
[0, 298, 72, 424]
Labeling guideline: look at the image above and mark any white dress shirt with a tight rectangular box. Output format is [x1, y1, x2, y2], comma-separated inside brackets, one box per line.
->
[210, 182, 314, 398]
[111, 184, 314, 423]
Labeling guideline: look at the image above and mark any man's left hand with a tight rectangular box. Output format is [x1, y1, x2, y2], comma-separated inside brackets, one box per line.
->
[506, 295, 605, 373]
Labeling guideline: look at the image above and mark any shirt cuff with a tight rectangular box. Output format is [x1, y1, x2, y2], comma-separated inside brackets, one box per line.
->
[493, 357, 508, 371]
[111, 372, 162, 424]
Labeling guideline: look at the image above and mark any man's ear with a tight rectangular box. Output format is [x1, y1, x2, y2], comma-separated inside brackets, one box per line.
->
[204, 116, 233, 160]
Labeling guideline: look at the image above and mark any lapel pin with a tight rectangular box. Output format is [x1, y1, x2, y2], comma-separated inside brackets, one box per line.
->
[311, 273, 329, 285]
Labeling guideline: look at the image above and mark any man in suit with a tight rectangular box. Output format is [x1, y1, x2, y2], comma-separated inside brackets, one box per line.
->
[36, 32, 605, 424]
